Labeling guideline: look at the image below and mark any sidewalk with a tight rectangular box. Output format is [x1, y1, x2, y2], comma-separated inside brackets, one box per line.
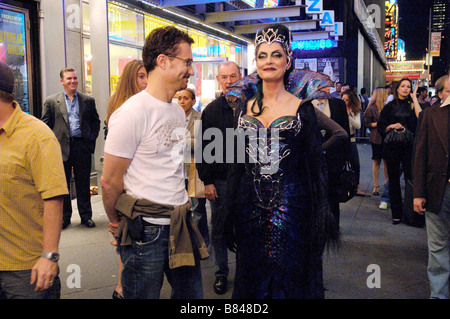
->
[59, 143, 430, 299]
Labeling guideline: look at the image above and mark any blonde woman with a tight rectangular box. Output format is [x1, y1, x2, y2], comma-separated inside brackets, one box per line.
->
[104, 59, 147, 299]
[364, 87, 388, 196]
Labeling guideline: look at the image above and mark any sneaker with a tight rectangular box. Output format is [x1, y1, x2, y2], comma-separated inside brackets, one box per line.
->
[379, 202, 388, 210]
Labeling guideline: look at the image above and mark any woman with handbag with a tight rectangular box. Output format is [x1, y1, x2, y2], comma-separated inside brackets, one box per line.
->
[377, 78, 421, 224]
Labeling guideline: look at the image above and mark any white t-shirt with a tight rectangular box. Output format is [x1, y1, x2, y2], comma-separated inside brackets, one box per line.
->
[105, 91, 188, 224]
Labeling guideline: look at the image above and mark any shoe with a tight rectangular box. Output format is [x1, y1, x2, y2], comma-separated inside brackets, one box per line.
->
[372, 186, 379, 196]
[62, 220, 71, 229]
[112, 290, 123, 299]
[379, 202, 388, 210]
[213, 276, 227, 295]
[81, 219, 96, 228]
[392, 219, 401, 225]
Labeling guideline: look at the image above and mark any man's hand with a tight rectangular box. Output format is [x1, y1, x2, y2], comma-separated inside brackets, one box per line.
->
[30, 257, 59, 292]
[205, 184, 218, 202]
[413, 198, 426, 215]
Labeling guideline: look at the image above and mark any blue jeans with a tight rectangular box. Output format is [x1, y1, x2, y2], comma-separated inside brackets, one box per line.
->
[425, 183, 450, 299]
[211, 179, 229, 278]
[119, 224, 203, 299]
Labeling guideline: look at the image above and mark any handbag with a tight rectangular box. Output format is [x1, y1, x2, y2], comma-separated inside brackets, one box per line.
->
[383, 127, 414, 145]
[337, 162, 357, 203]
[187, 163, 205, 198]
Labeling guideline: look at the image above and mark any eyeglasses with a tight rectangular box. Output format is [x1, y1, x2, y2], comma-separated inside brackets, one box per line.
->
[167, 55, 194, 68]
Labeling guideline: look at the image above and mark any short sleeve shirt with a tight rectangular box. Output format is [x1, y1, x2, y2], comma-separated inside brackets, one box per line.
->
[0, 103, 68, 270]
[104, 91, 188, 208]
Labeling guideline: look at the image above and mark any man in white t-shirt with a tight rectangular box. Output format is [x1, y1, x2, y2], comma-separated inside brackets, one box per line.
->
[101, 26, 203, 299]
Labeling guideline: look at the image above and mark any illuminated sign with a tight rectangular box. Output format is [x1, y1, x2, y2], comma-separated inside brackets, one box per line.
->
[430, 32, 441, 56]
[385, 1, 398, 59]
[292, 39, 336, 51]
[242, 0, 256, 7]
[264, 0, 279, 8]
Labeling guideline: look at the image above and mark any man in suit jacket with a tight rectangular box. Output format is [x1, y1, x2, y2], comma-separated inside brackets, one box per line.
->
[413, 74, 450, 299]
[312, 97, 351, 226]
[42, 67, 100, 229]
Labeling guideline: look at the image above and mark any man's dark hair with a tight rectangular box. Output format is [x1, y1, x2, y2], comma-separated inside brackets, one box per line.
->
[142, 26, 194, 73]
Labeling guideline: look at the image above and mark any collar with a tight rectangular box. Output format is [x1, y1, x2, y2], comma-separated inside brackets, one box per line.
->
[1, 101, 23, 138]
[63, 91, 78, 101]
[440, 95, 450, 108]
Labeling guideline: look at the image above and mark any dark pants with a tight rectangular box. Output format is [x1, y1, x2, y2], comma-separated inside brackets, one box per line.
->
[0, 270, 60, 299]
[63, 138, 93, 223]
[384, 145, 412, 220]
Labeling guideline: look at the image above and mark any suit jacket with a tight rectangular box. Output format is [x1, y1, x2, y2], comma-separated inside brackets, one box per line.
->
[413, 101, 449, 213]
[325, 98, 351, 175]
[41, 91, 100, 161]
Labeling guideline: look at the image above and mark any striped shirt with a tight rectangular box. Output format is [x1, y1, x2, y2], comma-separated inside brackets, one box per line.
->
[0, 102, 68, 270]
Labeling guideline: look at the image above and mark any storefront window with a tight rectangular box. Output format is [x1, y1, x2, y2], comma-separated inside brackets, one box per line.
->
[108, 3, 144, 46]
[109, 43, 142, 93]
[0, 5, 31, 113]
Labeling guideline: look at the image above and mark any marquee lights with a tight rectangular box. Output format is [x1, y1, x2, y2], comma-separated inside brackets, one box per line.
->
[292, 39, 336, 51]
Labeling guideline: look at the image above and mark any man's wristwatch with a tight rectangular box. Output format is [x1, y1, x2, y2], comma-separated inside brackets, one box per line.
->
[41, 252, 60, 262]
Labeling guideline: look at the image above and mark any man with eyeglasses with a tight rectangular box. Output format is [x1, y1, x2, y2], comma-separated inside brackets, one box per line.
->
[101, 26, 208, 299]
[196, 61, 242, 295]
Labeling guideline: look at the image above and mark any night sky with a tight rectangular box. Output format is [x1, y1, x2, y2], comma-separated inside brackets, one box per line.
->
[397, 0, 434, 60]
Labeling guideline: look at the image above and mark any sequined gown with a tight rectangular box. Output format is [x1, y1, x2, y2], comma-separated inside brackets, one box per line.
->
[226, 101, 332, 299]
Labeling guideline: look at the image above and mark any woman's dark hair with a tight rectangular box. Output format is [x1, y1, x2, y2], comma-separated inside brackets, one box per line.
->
[142, 26, 194, 73]
[394, 78, 413, 102]
[251, 24, 294, 116]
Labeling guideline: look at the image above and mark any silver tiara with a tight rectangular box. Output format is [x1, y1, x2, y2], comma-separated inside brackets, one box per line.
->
[255, 27, 293, 59]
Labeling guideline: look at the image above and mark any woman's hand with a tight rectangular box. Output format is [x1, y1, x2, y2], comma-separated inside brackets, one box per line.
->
[386, 123, 403, 132]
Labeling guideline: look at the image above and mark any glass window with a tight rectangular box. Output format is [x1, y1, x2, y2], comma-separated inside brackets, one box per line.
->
[82, 0, 90, 35]
[108, 3, 144, 46]
[109, 43, 142, 93]
[144, 14, 174, 38]
[83, 37, 92, 94]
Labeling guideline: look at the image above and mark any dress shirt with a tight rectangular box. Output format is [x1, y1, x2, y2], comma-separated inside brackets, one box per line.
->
[64, 92, 82, 137]
[312, 99, 331, 118]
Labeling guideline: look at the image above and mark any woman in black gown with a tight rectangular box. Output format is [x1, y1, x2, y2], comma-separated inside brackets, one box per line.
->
[224, 24, 338, 299]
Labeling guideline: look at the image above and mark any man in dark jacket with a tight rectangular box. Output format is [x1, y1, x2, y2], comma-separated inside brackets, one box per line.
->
[196, 61, 241, 294]
[312, 97, 351, 226]
[42, 68, 100, 229]
[414, 74, 450, 299]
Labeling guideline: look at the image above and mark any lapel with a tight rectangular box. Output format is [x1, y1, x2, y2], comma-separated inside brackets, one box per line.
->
[430, 105, 448, 153]
[56, 92, 69, 128]
[77, 92, 85, 126]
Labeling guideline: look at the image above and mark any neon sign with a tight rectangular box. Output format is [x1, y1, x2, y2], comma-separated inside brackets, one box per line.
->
[292, 39, 336, 51]
[385, 1, 398, 59]
[264, 0, 279, 8]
